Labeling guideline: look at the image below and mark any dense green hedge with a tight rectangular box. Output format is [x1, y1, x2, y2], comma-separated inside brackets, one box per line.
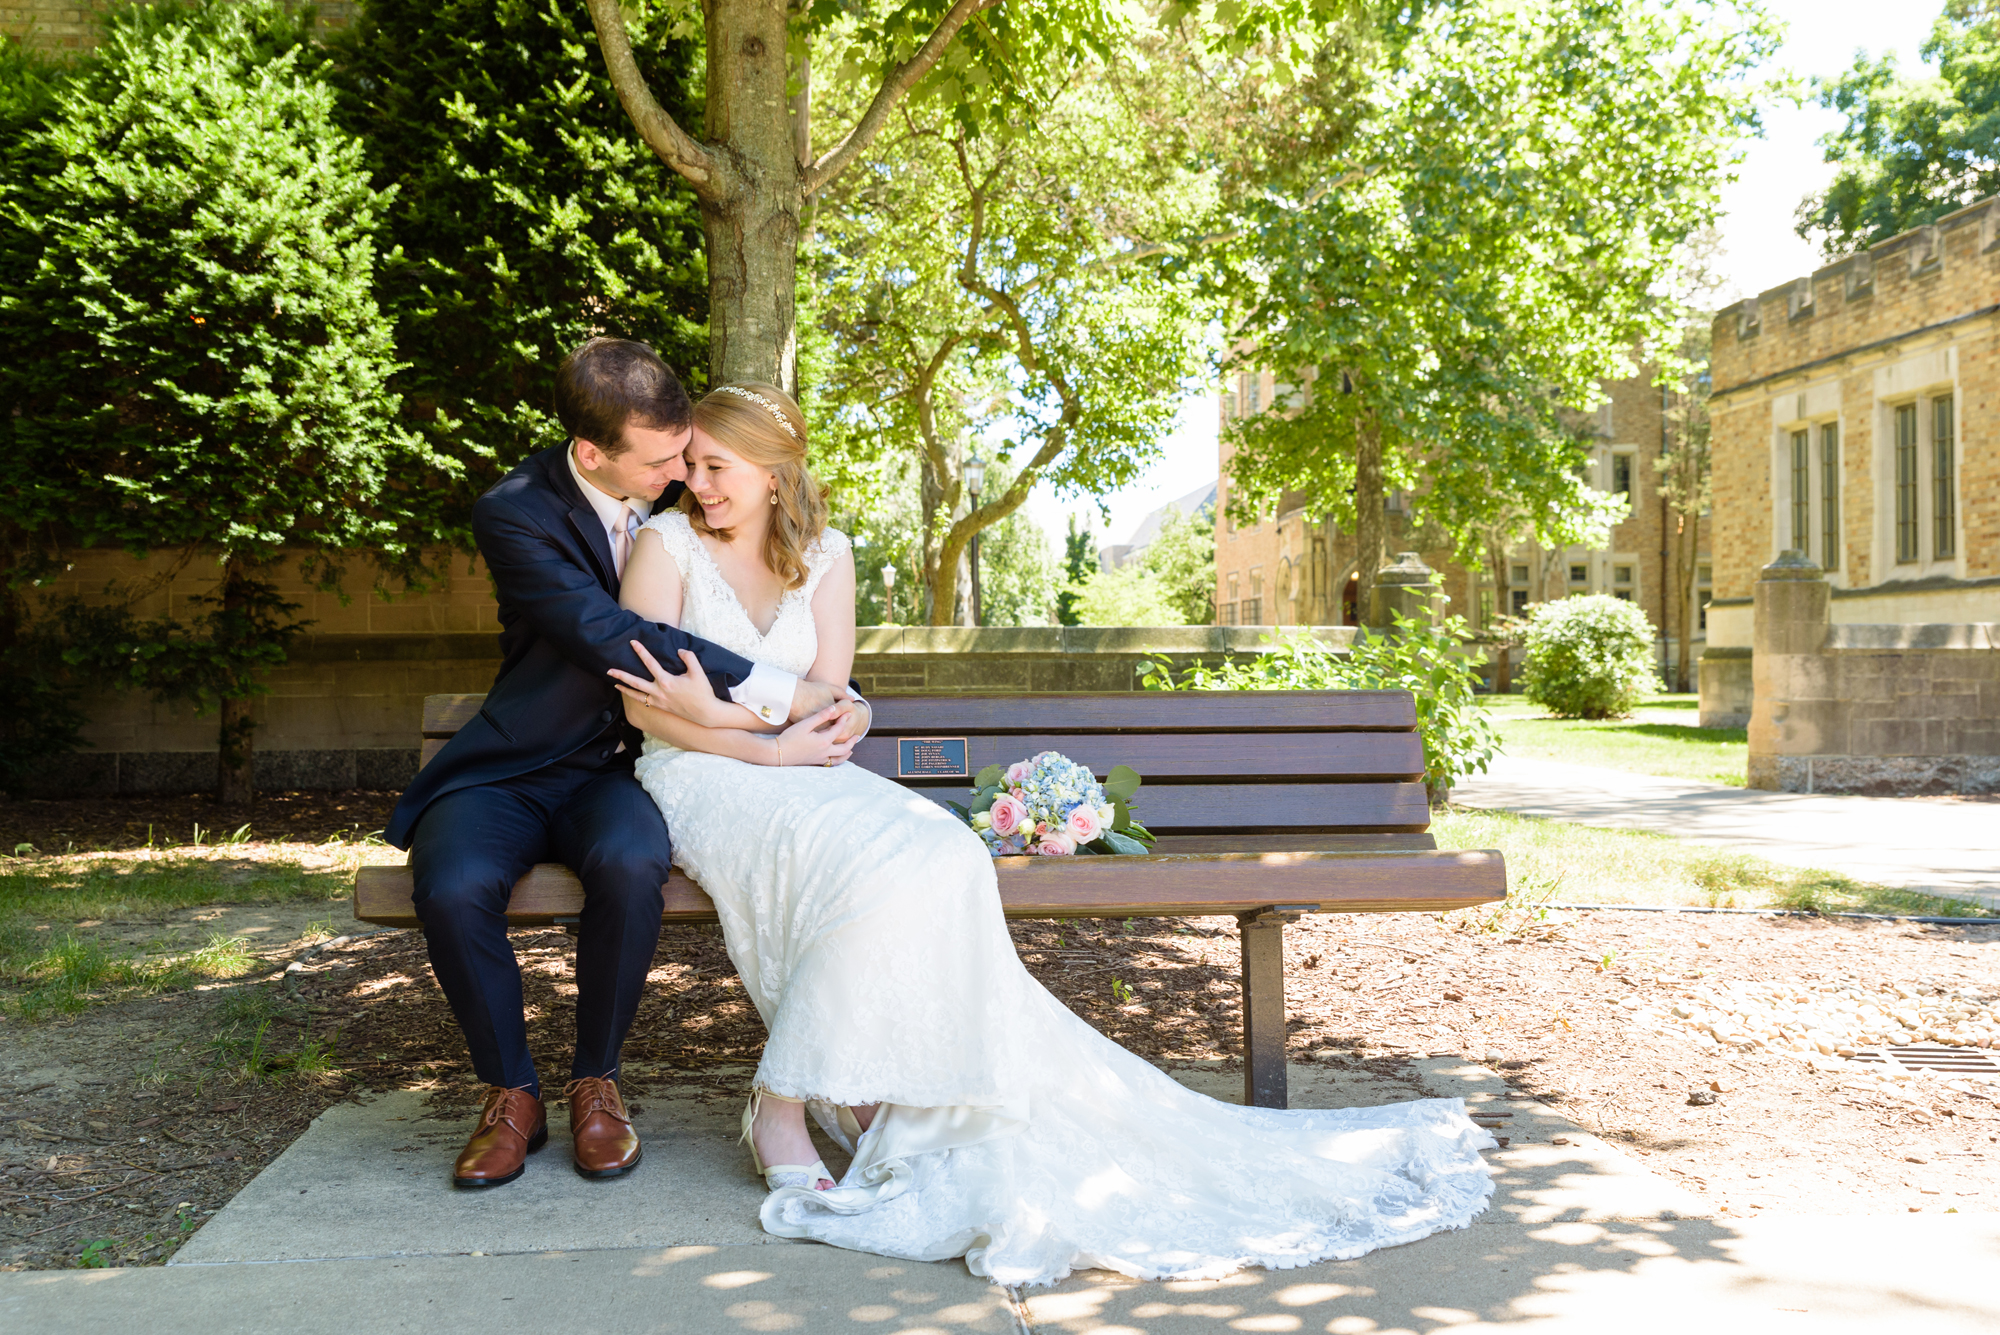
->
[326, 0, 708, 549]
[0, 0, 710, 791]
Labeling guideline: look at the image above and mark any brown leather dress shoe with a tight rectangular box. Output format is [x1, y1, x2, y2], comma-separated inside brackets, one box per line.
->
[452, 1085, 547, 1189]
[565, 1076, 641, 1179]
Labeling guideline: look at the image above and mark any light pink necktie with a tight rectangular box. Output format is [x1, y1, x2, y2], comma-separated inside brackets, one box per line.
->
[612, 514, 633, 579]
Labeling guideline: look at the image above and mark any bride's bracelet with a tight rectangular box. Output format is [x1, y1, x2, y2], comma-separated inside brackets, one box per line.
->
[772, 735, 783, 767]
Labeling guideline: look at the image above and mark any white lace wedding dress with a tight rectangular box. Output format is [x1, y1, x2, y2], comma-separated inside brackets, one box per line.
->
[632, 511, 1494, 1287]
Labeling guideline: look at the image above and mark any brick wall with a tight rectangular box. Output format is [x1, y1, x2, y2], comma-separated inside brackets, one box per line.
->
[1214, 364, 1709, 676]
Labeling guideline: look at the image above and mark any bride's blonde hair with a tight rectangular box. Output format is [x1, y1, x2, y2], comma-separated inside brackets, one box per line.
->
[683, 381, 828, 591]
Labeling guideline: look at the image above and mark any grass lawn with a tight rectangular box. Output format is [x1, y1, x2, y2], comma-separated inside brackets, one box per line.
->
[0, 840, 399, 1020]
[1480, 691, 1748, 785]
[1431, 805, 1997, 918]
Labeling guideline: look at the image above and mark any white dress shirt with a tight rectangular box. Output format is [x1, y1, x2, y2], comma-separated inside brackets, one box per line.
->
[568, 445, 800, 726]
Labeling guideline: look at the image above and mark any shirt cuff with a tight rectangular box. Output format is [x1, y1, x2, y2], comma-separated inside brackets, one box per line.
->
[729, 662, 797, 727]
[846, 689, 871, 740]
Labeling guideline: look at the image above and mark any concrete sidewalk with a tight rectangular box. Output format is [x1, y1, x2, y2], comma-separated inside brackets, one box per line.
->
[1453, 755, 1999, 905]
[6, 1061, 1999, 1332]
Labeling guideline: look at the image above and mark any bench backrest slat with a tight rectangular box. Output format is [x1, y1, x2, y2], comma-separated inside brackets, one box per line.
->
[417, 689, 1432, 838]
[848, 731, 1420, 784]
[865, 691, 1415, 733]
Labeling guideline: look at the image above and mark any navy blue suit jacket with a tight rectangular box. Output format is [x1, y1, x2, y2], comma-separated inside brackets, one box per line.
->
[385, 444, 760, 849]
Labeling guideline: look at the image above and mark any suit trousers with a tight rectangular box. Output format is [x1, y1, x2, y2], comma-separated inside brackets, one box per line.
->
[408, 751, 672, 1094]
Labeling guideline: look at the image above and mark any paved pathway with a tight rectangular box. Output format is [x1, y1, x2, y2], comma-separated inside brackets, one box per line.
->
[1453, 756, 1999, 906]
[7, 1061, 2000, 1332]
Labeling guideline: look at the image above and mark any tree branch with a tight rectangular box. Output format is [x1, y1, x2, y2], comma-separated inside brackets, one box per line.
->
[802, 0, 1003, 199]
[583, 0, 722, 198]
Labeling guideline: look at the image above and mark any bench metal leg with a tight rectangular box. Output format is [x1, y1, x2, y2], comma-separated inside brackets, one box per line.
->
[1237, 906, 1311, 1109]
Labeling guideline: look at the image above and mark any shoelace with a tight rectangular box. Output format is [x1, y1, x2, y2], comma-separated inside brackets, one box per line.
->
[478, 1087, 536, 1137]
[564, 1078, 630, 1124]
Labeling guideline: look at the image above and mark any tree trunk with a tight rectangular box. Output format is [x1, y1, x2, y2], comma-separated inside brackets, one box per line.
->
[701, 0, 800, 390]
[216, 556, 256, 807]
[928, 526, 970, 626]
[1353, 410, 1386, 625]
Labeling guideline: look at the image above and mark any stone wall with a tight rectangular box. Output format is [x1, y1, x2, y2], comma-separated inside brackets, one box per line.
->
[1744, 554, 1999, 794]
[26, 623, 1344, 798]
[2, 1, 356, 48]
[1697, 647, 1753, 729]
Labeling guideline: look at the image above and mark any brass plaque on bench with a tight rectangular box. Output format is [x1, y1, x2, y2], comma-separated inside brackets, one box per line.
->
[897, 736, 969, 778]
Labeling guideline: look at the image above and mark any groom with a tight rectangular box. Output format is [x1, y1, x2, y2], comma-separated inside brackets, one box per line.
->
[386, 337, 857, 1189]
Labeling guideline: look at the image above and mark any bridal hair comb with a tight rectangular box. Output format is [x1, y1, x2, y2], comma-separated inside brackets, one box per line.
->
[713, 384, 800, 440]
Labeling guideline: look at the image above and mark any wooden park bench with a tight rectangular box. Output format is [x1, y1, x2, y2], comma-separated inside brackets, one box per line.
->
[355, 690, 1506, 1108]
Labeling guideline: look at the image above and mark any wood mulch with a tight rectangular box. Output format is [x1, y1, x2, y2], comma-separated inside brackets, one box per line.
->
[4, 879, 1996, 1269]
[0, 791, 402, 855]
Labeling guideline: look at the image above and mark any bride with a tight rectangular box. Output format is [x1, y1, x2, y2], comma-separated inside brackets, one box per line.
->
[609, 381, 1495, 1287]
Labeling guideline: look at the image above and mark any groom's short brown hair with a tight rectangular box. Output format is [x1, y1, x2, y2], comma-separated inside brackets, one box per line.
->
[553, 337, 692, 456]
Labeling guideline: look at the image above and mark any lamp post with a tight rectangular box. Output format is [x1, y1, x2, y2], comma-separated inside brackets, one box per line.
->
[880, 562, 896, 625]
[964, 457, 986, 626]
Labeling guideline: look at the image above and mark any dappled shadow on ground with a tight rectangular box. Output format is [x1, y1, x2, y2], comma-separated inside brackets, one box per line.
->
[1613, 722, 1747, 744]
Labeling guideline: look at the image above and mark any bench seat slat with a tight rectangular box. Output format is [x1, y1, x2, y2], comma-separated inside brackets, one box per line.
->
[354, 850, 1502, 930]
[863, 691, 1417, 733]
[852, 731, 1421, 784]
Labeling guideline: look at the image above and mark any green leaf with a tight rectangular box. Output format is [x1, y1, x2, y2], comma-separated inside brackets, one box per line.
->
[1097, 830, 1150, 855]
[944, 801, 970, 820]
[1111, 797, 1131, 830]
[969, 791, 998, 814]
[974, 763, 1007, 789]
[1104, 764, 1142, 802]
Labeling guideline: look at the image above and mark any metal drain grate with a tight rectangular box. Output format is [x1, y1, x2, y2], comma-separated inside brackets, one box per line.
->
[1849, 1044, 2000, 1075]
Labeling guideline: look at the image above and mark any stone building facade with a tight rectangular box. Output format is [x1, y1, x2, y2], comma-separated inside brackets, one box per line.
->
[1703, 199, 2000, 729]
[1706, 197, 2000, 636]
[1214, 366, 1710, 684]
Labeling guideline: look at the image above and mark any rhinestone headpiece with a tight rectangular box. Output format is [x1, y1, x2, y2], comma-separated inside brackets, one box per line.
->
[713, 384, 799, 440]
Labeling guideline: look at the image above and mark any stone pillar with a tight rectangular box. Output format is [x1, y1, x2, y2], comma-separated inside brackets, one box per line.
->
[1366, 552, 1439, 630]
[1746, 551, 1831, 790]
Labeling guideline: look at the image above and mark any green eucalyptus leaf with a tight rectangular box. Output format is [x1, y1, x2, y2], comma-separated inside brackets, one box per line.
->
[1104, 765, 1142, 802]
[974, 763, 1007, 789]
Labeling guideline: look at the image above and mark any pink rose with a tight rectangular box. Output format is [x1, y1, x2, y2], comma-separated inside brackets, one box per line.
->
[1065, 804, 1104, 843]
[989, 793, 1027, 838]
[1010, 787, 1027, 802]
[1005, 761, 1033, 786]
[1036, 831, 1077, 856]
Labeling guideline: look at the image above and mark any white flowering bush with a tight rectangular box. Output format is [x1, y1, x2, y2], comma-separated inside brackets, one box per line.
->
[1518, 595, 1658, 719]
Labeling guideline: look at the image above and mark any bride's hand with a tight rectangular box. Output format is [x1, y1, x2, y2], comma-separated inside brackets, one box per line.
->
[774, 706, 857, 767]
[609, 643, 728, 728]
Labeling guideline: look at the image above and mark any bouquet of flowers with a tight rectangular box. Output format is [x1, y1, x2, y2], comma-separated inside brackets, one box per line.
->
[951, 751, 1156, 857]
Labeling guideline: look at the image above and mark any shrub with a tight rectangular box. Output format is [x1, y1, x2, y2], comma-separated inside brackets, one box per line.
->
[0, 0, 410, 801]
[1518, 594, 1658, 718]
[1145, 615, 1499, 801]
[326, 0, 710, 547]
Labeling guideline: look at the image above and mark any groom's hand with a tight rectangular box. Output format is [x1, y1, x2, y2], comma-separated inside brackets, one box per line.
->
[610, 642, 726, 726]
[788, 678, 847, 722]
[825, 698, 870, 744]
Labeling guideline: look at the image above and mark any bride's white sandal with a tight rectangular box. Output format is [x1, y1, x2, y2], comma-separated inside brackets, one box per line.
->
[741, 1091, 834, 1192]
